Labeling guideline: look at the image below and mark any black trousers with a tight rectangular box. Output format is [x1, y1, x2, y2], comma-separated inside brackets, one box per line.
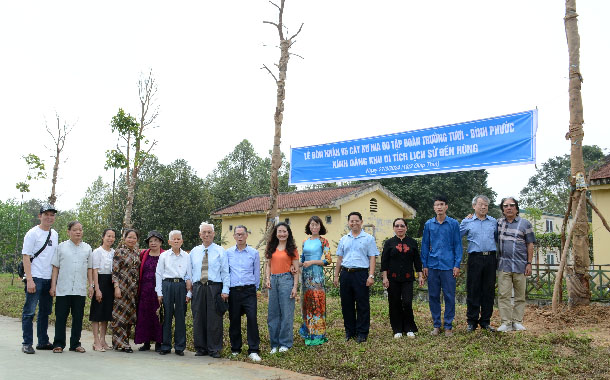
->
[191, 281, 223, 353]
[161, 280, 187, 351]
[339, 269, 370, 339]
[53, 295, 85, 350]
[466, 253, 497, 327]
[228, 285, 259, 354]
[387, 280, 418, 334]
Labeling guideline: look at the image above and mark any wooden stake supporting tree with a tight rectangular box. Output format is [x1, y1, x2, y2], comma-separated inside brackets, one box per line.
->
[257, 0, 303, 250]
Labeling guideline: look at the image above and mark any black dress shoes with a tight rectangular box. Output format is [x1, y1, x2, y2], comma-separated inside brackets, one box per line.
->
[210, 351, 221, 358]
[139, 342, 151, 351]
[356, 336, 367, 344]
[195, 350, 208, 356]
[467, 324, 476, 332]
[159, 350, 170, 355]
[154, 343, 161, 352]
[480, 325, 496, 332]
[36, 343, 53, 350]
[175, 350, 184, 356]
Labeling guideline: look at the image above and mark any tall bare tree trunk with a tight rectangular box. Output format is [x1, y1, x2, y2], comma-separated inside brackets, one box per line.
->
[122, 71, 158, 229]
[564, 0, 590, 305]
[259, 0, 303, 247]
[47, 115, 71, 206]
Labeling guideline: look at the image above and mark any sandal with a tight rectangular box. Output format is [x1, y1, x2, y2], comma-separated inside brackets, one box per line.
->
[93, 344, 106, 352]
[71, 346, 86, 353]
[52, 347, 63, 353]
[102, 343, 111, 350]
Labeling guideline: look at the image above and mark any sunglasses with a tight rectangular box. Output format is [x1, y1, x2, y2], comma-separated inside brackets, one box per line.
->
[502, 203, 517, 208]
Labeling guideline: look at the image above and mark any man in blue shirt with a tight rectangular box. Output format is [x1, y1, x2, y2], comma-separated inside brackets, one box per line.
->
[421, 195, 462, 337]
[188, 222, 230, 358]
[333, 211, 379, 343]
[226, 225, 261, 362]
[460, 195, 497, 332]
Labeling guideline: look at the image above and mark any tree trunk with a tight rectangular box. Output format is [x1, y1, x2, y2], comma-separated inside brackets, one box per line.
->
[564, 0, 590, 305]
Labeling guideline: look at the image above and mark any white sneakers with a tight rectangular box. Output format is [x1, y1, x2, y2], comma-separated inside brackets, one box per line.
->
[393, 333, 403, 339]
[270, 346, 289, 354]
[497, 322, 526, 332]
[248, 352, 262, 362]
[406, 332, 416, 338]
[512, 322, 527, 331]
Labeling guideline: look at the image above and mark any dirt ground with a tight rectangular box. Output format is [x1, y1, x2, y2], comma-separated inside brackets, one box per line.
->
[521, 303, 610, 347]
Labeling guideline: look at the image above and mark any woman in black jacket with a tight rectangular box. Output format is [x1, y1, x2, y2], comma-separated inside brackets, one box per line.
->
[381, 218, 423, 338]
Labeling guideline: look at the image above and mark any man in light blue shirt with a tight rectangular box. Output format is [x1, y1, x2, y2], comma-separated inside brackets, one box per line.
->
[188, 222, 229, 358]
[460, 195, 497, 332]
[333, 211, 379, 343]
[226, 225, 261, 362]
[421, 195, 462, 337]
[155, 230, 192, 356]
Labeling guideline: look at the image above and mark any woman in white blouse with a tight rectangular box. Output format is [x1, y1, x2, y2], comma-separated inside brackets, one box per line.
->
[89, 229, 116, 352]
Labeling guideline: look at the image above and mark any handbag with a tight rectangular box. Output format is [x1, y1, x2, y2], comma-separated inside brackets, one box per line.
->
[18, 230, 52, 282]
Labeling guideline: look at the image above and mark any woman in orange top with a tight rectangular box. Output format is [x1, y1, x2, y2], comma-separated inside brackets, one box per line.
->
[265, 222, 299, 353]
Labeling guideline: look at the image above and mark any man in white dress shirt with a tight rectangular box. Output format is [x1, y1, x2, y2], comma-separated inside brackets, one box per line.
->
[189, 222, 230, 358]
[155, 230, 192, 356]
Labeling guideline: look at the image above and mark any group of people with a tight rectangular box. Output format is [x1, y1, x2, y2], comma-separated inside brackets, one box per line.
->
[19, 205, 334, 361]
[20, 194, 534, 360]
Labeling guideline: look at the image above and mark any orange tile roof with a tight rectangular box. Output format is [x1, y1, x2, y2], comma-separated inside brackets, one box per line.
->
[591, 159, 610, 180]
[213, 184, 372, 216]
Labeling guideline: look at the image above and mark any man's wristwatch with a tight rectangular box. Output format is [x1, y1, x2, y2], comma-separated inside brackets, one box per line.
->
[368, 274, 374, 279]
[526, 262, 532, 265]
[89, 284, 95, 289]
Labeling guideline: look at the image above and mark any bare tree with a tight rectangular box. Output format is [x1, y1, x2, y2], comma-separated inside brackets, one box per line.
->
[105, 70, 159, 228]
[257, 0, 304, 250]
[563, 0, 590, 306]
[46, 114, 72, 206]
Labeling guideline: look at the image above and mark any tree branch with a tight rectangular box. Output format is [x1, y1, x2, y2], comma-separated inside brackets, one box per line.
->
[288, 23, 304, 41]
[261, 65, 278, 82]
[289, 51, 304, 60]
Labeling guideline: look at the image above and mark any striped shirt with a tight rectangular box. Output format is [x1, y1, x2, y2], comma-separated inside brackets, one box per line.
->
[497, 216, 536, 274]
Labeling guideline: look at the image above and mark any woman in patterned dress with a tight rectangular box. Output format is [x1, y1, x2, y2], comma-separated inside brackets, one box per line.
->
[134, 231, 164, 352]
[298, 216, 332, 346]
[112, 229, 140, 353]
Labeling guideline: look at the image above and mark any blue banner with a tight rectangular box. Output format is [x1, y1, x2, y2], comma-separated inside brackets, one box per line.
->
[289, 110, 537, 184]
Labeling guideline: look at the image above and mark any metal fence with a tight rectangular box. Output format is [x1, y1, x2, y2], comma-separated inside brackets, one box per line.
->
[264, 263, 610, 302]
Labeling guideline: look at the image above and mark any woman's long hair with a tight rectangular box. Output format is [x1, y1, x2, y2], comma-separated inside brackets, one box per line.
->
[265, 222, 297, 259]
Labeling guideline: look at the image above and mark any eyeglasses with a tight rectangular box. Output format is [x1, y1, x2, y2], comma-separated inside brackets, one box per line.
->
[394, 224, 406, 228]
[502, 203, 517, 208]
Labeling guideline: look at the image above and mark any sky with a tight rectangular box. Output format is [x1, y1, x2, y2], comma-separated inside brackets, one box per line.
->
[1, 0, 609, 211]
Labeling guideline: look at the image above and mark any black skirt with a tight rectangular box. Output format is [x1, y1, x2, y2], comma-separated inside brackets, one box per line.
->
[89, 274, 114, 322]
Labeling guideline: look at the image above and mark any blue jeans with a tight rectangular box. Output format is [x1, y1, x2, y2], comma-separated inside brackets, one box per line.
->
[267, 272, 295, 348]
[22, 277, 53, 346]
[427, 269, 456, 330]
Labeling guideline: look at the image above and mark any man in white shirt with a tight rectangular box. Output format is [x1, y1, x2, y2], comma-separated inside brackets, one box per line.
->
[155, 230, 192, 356]
[21, 204, 59, 354]
[189, 222, 230, 358]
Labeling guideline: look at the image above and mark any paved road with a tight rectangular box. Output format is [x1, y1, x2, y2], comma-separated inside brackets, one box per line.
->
[1, 315, 323, 380]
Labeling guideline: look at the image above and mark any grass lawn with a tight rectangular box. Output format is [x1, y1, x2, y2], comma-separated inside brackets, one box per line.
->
[2, 273, 609, 379]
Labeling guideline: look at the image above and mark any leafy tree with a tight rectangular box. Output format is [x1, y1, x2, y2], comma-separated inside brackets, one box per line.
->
[206, 140, 294, 211]
[372, 170, 497, 237]
[519, 145, 605, 215]
[0, 199, 31, 272]
[133, 159, 211, 250]
[105, 71, 159, 228]
[76, 177, 115, 247]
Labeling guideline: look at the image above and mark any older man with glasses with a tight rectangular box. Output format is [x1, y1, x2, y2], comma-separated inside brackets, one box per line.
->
[496, 197, 535, 332]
